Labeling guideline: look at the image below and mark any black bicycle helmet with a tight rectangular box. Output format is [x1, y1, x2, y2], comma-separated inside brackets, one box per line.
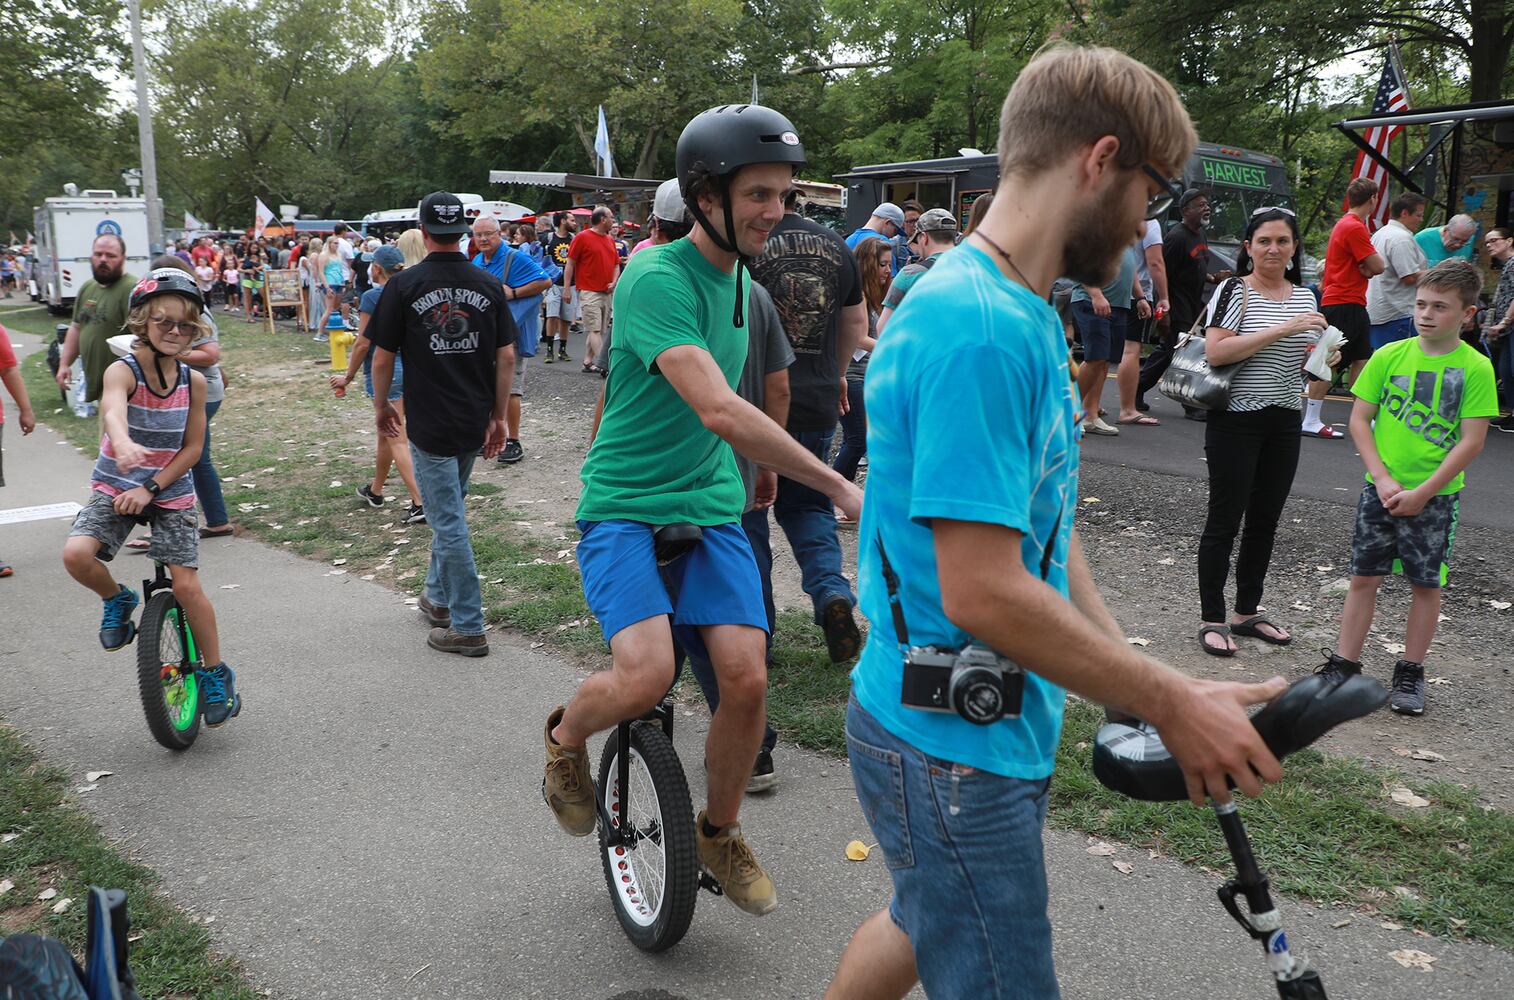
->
[129, 266, 205, 311]
[128, 267, 204, 387]
[676, 104, 807, 327]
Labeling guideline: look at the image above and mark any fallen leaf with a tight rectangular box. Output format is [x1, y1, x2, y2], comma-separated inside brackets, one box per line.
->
[219, 584, 241, 590]
[530, 642, 544, 649]
[1332, 918, 1352, 929]
[37, 887, 57, 901]
[398, 570, 417, 580]
[1156, 557, 1175, 566]
[1126, 637, 1150, 647]
[1316, 565, 1334, 571]
[85, 771, 113, 783]
[2, 832, 20, 843]
[1086, 842, 1117, 856]
[332, 558, 347, 566]
[1380, 921, 1403, 930]
[556, 549, 571, 559]
[1388, 948, 1436, 972]
[1082, 497, 1101, 504]
[75, 784, 99, 794]
[1392, 886, 1419, 900]
[127, 931, 145, 943]
[1411, 928, 1432, 939]
[1392, 748, 1447, 762]
[1490, 600, 1511, 611]
[1426, 676, 1451, 686]
[1381, 642, 1406, 655]
[360, 574, 375, 581]
[1390, 787, 1430, 808]
[326, 569, 347, 576]
[52, 897, 72, 914]
[1448, 918, 1467, 930]
[1291, 602, 1313, 612]
[1112, 860, 1134, 875]
[845, 840, 873, 861]
[0, 879, 13, 896]
[329, 480, 343, 488]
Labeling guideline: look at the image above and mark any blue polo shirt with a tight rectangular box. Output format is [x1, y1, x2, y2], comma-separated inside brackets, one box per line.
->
[851, 242, 1080, 780]
[472, 245, 550, 356]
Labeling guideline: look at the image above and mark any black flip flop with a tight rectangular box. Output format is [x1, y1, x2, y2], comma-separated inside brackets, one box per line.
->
[1231, 614, 1292, 646]
[1198, 624, 1235, 658]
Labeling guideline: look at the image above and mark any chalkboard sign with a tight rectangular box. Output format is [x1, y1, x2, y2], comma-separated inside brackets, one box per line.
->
[261, 268, 307, 332]
[958, 189, 991, 232]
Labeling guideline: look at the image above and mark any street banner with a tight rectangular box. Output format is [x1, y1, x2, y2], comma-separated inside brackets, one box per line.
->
[254, 198, 275, 238]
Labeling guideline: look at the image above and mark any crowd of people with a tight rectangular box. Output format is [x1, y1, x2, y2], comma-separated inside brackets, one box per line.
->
[2, 38, 1511, 1000]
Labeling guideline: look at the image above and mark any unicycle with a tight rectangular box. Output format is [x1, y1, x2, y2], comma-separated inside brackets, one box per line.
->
[594, 523, 721, 952]
[135, 560, 202, 750]
[1092, 672, 1389, 998]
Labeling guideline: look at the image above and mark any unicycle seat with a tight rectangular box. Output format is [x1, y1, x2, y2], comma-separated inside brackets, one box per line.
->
[653, 523, 703, 566]
[1092, 673, 1389, 802]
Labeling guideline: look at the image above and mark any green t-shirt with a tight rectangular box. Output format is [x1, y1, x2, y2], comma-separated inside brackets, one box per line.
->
[1352, 338, 1497, 494]
[576, 239, 748, 526]
[70, 275, 135, 403]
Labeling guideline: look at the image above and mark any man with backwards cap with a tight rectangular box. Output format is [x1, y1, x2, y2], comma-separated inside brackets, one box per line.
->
[541, 107, 862, 917]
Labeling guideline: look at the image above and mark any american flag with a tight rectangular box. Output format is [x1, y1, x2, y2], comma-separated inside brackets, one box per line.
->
[1348, 54, 1410, 229]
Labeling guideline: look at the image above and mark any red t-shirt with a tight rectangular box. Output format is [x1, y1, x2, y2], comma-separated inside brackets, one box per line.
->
[0, 324, 16, 426]
[567, 230, 620, 292]
[190, 245, 214, 266]
[1320, 212, 1376, 307]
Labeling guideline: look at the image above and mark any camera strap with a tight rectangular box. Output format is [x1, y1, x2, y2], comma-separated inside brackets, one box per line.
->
[877, 507, 1064, 650]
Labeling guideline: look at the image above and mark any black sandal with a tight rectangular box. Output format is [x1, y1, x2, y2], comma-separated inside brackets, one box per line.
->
[1198, 624, 1236, 658]
[1231, 615, 1292, 646]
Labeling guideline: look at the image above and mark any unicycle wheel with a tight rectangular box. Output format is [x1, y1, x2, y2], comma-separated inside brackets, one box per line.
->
[136, 591, 201, 750]
[598, 721, 698, 951]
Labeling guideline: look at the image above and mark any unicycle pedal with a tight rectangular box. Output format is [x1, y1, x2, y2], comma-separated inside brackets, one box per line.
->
[698, 871, 725, 896]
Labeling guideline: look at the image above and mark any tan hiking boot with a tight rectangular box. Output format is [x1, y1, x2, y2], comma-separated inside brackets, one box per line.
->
[542, 706, 597, 836]
[696, 811, 777, 916]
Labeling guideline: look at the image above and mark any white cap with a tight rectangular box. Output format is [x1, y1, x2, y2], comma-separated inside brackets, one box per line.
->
[653, 178, 685, 224]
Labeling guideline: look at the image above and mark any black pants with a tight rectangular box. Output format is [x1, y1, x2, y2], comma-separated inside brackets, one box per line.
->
[1198, 406, 1302, 623]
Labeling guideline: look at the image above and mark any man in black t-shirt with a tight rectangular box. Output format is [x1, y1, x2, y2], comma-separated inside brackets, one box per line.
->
[746, 187, 868, 663]
[542, 212, 578, 362]
[368, 191, 519, 658]
[1138, 189, 1229, 415]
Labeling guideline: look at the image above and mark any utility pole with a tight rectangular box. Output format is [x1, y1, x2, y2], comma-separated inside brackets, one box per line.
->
[128, 0, 164, 254]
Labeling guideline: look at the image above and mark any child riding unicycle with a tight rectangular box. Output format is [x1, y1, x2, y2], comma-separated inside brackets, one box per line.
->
[61, 266, 243, 742]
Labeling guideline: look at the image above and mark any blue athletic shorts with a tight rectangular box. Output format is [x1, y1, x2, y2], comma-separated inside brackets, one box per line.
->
[575, 519, 768, 644]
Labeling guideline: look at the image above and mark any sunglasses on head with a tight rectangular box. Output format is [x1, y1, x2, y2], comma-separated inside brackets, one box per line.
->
[1251, 205, 1296, 218]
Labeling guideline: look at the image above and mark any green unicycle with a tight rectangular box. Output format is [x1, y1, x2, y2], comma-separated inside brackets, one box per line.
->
[135, 561, 202, 750]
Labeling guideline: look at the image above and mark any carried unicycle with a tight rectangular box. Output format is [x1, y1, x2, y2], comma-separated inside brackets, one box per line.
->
[1093, 673, 1389, 998]
[595, 523, 725, 952]
[135, 560, 203, 750]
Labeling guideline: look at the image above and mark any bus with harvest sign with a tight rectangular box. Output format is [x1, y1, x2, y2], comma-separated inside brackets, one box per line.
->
[839, 140, 1293, 271]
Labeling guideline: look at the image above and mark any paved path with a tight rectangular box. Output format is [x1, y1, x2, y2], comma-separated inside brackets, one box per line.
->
[2, 326, 1510, 999]
[1081, 388, 1514, 531]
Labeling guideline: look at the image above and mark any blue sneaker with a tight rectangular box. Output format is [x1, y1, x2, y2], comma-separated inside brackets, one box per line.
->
[99, 585, 139, 651]
[198, 663, 243, 727]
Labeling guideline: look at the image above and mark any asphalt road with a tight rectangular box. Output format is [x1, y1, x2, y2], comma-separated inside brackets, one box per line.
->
[1080, 387, 1514, 532]
[3, 325, 1512, 999]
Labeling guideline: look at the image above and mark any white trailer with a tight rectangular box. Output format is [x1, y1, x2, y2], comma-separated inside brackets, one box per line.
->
[31, 191, 152, 314]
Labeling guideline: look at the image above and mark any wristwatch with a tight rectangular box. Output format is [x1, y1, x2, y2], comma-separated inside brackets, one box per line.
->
[143, 479, 162, 496]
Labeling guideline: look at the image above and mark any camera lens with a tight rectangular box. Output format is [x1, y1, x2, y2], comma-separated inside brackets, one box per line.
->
[950, 668, 1004, 725]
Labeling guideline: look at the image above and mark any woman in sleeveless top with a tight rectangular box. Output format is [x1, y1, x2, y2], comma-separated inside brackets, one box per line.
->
[1197, 208, 1332, 656]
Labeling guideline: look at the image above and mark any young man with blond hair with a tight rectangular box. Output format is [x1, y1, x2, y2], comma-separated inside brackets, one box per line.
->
[824, 44, 1291, 999]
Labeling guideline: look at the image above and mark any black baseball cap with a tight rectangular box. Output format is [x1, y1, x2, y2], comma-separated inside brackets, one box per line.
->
[417, 191, 469, 235]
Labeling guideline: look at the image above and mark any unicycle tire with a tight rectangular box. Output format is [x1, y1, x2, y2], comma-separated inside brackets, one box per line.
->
[598, 721, 698, 952]
[136, 591, 201, 750]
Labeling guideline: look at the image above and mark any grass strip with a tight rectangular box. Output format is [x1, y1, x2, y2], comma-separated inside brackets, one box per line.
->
[0, 724, 260, 998]
[15, 317, 1514, 952]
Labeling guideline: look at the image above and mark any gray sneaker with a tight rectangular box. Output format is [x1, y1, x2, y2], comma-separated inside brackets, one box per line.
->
[1389, 660, 1425, 715]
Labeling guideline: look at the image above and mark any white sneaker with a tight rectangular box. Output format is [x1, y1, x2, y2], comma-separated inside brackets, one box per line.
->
[1082, 417, 1120, 436]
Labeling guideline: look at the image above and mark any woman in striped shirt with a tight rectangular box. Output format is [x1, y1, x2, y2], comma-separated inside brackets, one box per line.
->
[1197, 208, 1331, 656]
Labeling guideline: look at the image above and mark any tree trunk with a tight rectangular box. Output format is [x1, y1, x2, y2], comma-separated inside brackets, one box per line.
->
[635, 125, 663, 180]
[1467, 0, 1512, 101]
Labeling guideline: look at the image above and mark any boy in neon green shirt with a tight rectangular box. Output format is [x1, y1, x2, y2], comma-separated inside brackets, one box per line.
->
[1318, 260, 1497, 715]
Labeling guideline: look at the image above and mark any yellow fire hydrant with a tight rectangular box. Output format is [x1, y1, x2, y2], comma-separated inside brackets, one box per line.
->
[328, 325, 355, 371]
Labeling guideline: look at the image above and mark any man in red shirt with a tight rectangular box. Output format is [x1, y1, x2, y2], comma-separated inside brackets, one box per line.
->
[562, 205, 621, 373]
[189, 237, 215, 268]
[1307, 177, 1386, 437]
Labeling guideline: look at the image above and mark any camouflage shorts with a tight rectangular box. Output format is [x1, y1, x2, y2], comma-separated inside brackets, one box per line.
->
[1350, 484, 1458, 588]
[69, 491, 200, 568]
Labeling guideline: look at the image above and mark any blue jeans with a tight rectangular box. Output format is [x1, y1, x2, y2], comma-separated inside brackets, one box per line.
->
[684, 507, 777, 752]
[833, 378, 867, 483]
[1368, 315, 1415, 351]
[409, 444, 484, 635]
[192, 399, 227, 527]
[775, 428, 854, 622]
[846, 696, 1059, 999]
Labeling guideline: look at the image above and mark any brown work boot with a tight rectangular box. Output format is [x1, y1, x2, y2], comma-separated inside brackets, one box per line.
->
[418, 594, 450, 628]
[426, 627, 488, 657]
[542, 706, 597, 836]
[696, 811, 777, 916]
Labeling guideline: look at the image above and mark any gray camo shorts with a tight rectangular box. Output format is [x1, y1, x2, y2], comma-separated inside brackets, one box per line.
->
[69, 490, 200, 568]
[1350, 483, 1458, 588]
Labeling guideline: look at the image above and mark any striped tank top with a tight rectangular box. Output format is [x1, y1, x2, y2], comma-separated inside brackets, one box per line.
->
[91, 355, 196, 509]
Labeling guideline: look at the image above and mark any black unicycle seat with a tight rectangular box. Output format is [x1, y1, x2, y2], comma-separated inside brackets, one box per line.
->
[1092, 673, 1389, 802]
[653, 523, 704, 566]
